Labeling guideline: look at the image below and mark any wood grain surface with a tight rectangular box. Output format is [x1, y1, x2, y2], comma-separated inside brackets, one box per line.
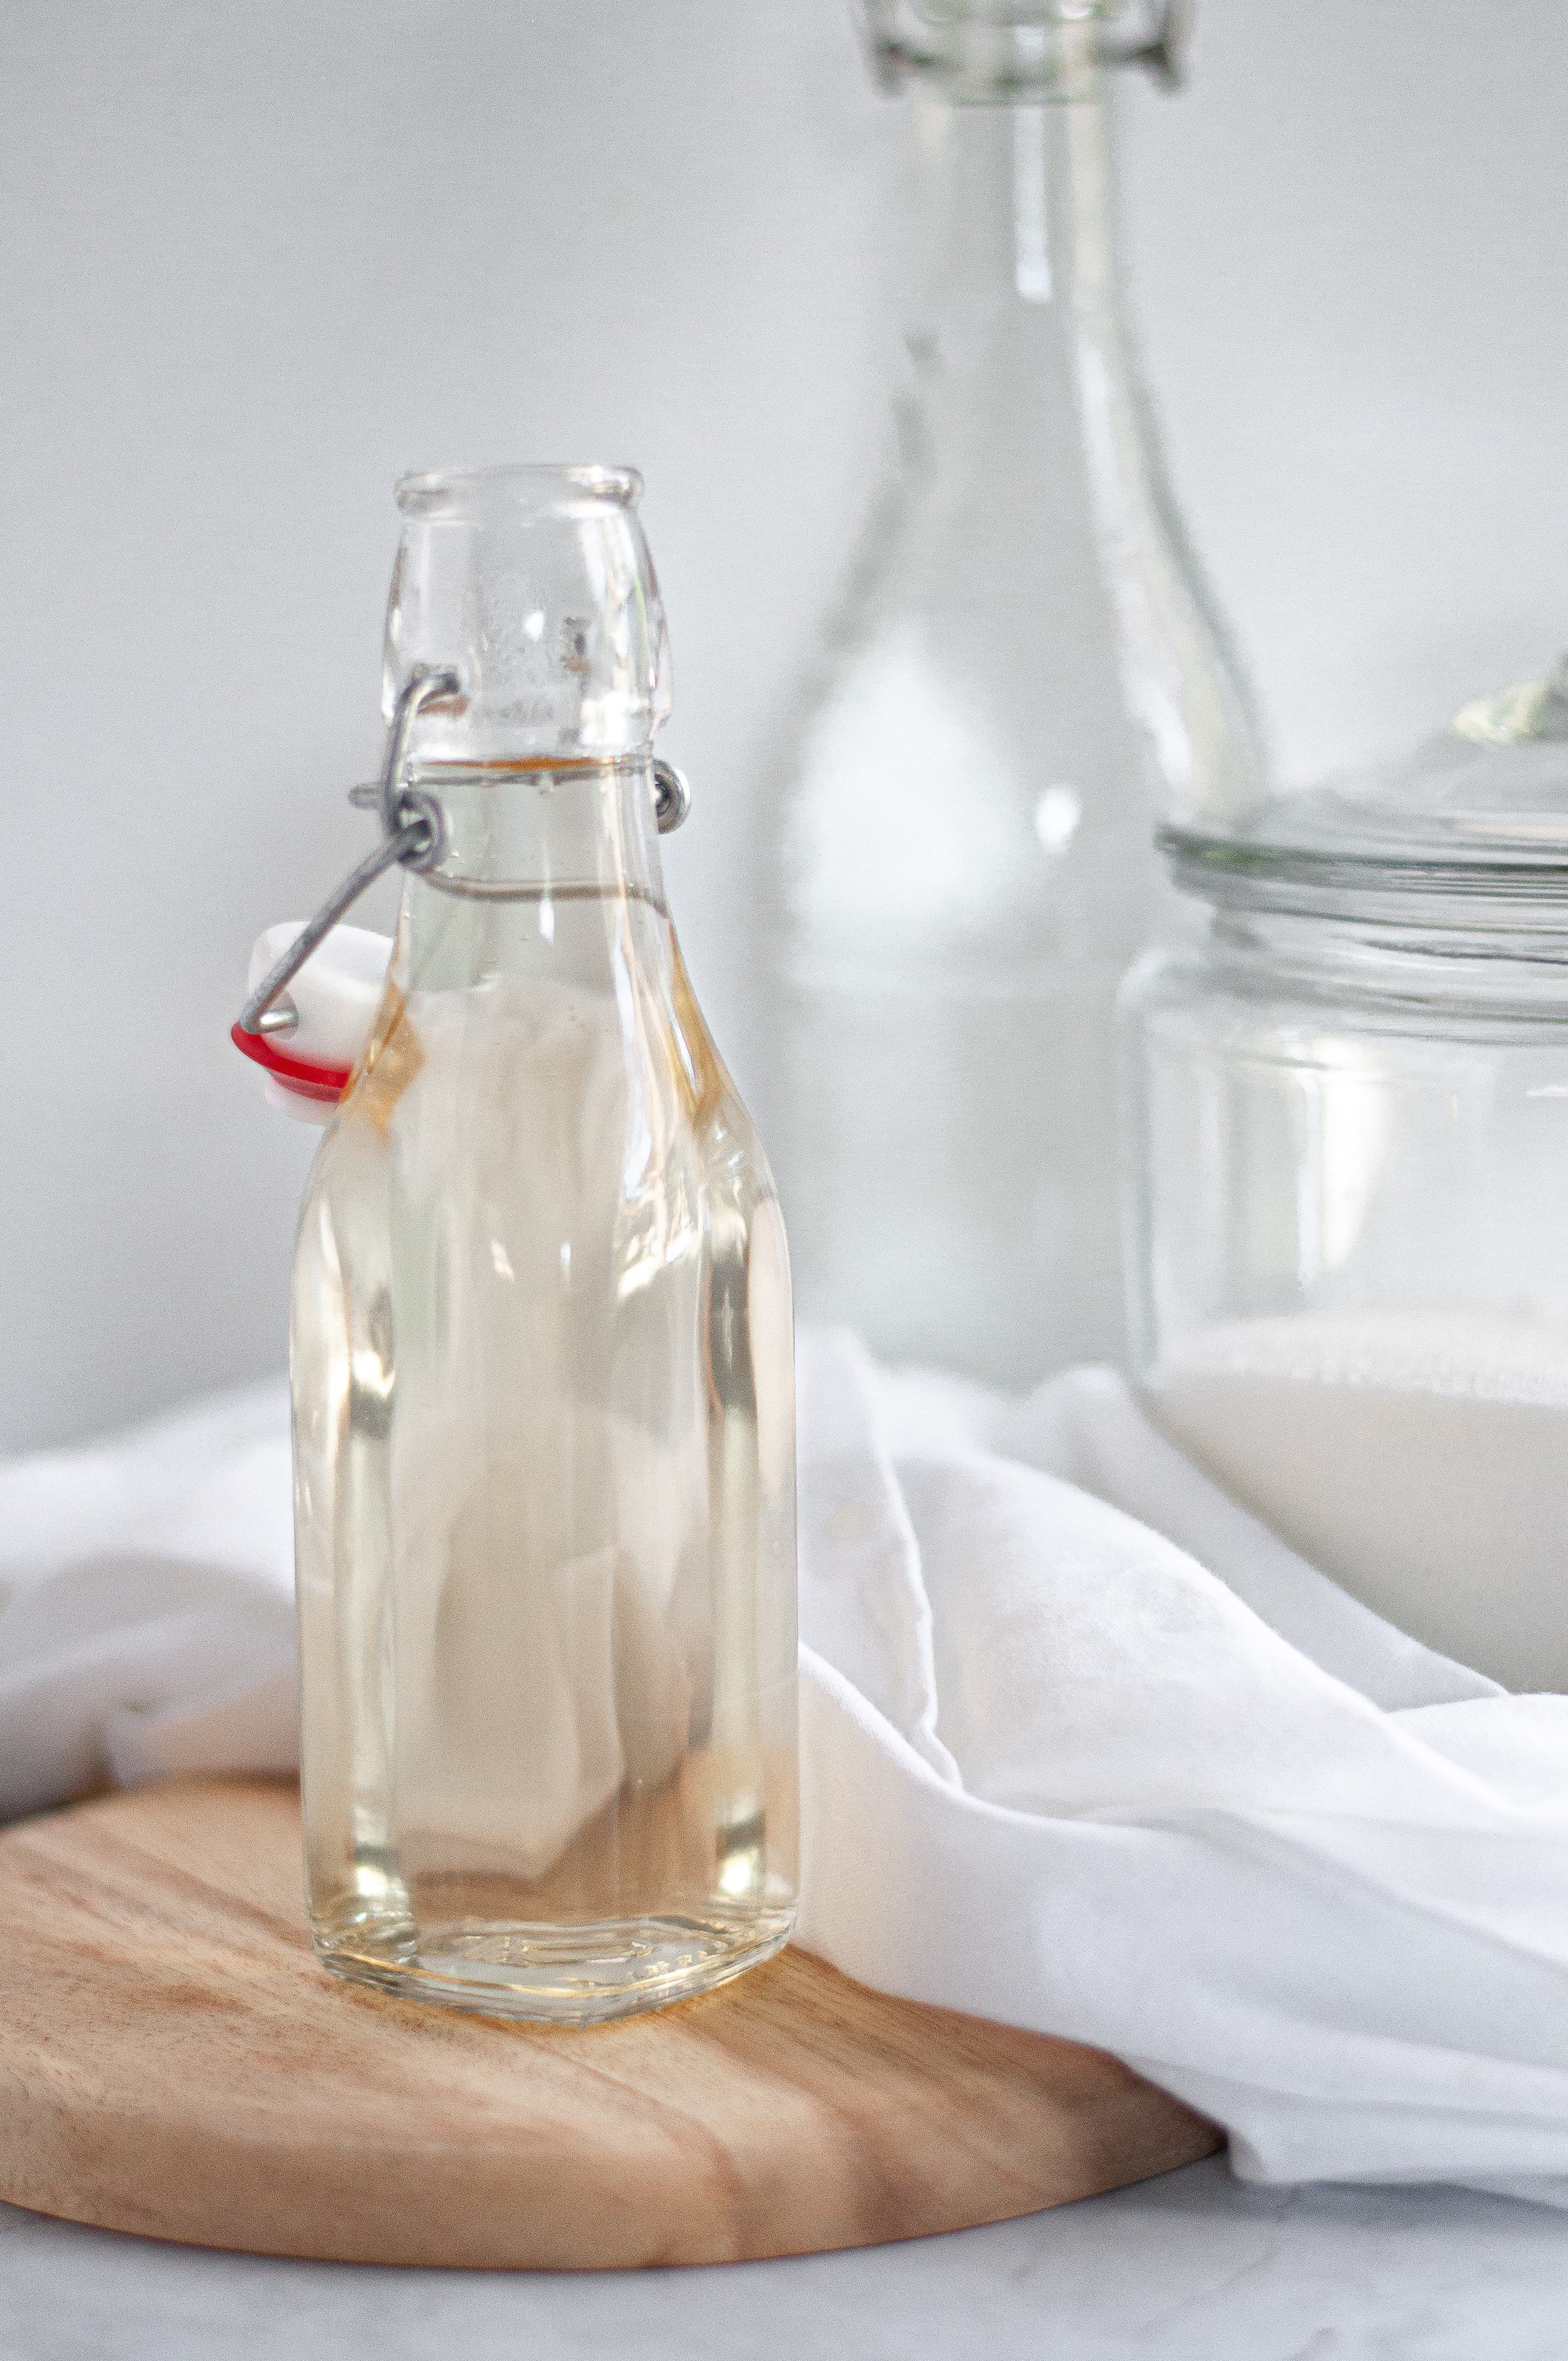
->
[0, 1777, 1221, 2269]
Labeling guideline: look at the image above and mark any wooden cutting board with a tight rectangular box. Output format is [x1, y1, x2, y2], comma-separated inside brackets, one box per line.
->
[0, 1777, 1220, 2268]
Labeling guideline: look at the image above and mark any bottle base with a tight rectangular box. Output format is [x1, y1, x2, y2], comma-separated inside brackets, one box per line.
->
[313, 1907, 797, 2024]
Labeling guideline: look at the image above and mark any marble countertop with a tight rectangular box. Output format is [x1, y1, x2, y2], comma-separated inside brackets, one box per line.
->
[5, 2154, 1566, 2360]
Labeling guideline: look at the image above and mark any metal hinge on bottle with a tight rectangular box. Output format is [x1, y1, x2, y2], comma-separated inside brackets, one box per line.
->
[233, 666, 692, 1050]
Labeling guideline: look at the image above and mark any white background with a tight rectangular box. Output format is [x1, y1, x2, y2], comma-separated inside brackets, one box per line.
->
[4, 0, 1567, 1450]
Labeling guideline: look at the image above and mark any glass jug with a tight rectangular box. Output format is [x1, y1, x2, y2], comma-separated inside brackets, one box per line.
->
[1121, 655, 1568, 1690]
[767, 0, 1264, 1388]
[283, 465, 798, 2021]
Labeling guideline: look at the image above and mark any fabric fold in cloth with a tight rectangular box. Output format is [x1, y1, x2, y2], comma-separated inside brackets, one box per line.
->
[4, 1329, 1568, 2200]
[0, 1385, 297, 1818]
[796, 1332, 1568, 2203]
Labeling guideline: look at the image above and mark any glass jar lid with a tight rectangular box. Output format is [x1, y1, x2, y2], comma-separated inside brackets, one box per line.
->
[1162, 652, 1568, 918]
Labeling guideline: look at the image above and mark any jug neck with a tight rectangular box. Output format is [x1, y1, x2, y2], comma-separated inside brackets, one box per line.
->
[903, 48, 1122, 461]
[889, 57, 1264, 828]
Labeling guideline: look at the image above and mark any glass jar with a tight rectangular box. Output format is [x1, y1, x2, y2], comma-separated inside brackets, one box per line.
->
[767, 1, 1264, 1389]
[291, 464, 798, 2022]
[1122, 659, 1568, 1690]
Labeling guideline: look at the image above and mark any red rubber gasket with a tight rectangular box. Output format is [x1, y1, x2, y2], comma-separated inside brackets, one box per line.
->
[231, 1022, 351, 1102]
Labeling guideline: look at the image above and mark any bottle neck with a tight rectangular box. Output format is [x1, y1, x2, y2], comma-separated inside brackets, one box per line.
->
[393, 755, 670, 986]
[894, 64, 1263, 827]
[904, 48, 1123, 461]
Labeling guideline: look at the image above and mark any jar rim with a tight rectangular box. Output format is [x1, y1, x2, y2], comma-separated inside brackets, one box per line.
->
[1159, 823, 1568, 931]
[394, 463, 644, 521]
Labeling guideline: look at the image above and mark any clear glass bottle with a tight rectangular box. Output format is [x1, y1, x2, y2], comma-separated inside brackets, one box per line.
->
[769, 1, 1263, 1389]
[1121, 657, 1568, 1690]
[292, 464, 798, 2022]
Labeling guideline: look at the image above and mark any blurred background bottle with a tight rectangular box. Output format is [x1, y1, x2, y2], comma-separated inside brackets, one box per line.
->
[769, 0, 1265, 1388]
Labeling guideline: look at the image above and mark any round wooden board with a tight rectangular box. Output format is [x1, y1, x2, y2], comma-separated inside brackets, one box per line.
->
[0, 1777, 1220, 2270]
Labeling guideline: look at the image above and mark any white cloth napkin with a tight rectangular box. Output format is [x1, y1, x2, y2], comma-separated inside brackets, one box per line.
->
[4, 1330, 1568, 2202]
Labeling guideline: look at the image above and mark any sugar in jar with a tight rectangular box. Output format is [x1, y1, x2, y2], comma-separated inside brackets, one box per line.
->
[1121, 661, 1568, 1690]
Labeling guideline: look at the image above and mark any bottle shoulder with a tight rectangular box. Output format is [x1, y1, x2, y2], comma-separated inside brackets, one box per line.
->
[296, 960, 779, 1243]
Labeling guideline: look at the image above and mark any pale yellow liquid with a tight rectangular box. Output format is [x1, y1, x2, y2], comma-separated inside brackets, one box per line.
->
[291, 886, 798, 2021]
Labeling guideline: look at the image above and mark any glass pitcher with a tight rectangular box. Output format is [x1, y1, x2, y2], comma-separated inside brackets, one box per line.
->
[767, 0, 1264, 1388]
[285, 464, 798, 2021]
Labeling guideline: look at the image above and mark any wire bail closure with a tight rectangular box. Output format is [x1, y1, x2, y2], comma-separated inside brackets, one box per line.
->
[236, 671, 694, 1046]
[236, 667, 460, 1041]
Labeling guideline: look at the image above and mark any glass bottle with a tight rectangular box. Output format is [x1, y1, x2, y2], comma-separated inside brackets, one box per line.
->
[770, 1, 1263, 1388]
[1121, 655, 1568, 1689]
[291, 464, 798, 2022]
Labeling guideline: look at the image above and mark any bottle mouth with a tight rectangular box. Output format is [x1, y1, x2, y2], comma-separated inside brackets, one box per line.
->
[860, 0, 1172, 98]
[386, 461, 669, 757]
[395, 463, 644, 523]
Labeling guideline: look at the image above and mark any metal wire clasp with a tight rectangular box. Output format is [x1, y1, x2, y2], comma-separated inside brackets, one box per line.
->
[236, 667, 461, 1041]
[235, 667, 694, 1043]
